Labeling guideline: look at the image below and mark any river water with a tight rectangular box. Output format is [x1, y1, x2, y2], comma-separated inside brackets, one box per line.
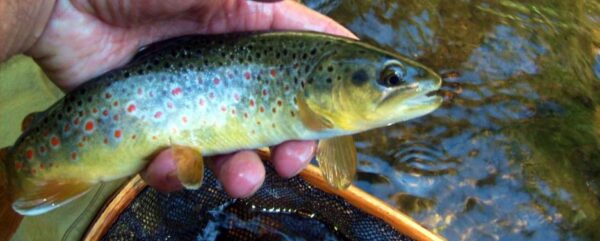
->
[303, 0, 600, 240]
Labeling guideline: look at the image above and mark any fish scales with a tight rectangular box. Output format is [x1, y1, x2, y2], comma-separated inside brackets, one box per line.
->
[12, 34, 328, 181]
[0, 31, 443, 216]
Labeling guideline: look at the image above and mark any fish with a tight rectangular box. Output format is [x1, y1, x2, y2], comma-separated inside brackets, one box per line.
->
[0, 31, 442, 230]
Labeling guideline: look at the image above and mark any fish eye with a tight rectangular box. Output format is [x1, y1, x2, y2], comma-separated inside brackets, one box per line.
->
[378, 63, 406, 87]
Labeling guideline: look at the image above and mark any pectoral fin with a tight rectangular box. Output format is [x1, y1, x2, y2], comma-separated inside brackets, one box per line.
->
[315, 135, 357, 189]
[172, 145, 204, 190]
[296, 93, 333, 131]
[12, 180, 93, 215]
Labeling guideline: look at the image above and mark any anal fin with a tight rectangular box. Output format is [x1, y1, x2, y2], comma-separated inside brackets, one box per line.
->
[172, 145, 204, 190]
[12, 180, 93, 215]
[1, 147, 23, 241]
[316, 135, 357, 189]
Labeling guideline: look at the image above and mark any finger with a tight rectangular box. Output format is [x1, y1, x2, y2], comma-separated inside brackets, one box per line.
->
[270, 140, 316, 178]
[140, 149, 183, 192]
[36, 0, 356, 90]
[209, 150, 265, 198]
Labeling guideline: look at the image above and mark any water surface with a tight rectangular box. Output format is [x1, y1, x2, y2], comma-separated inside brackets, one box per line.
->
[304, 0, 600, 240]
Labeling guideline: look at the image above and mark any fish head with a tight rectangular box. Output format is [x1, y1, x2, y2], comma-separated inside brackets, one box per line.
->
[302, 46, 443, 133]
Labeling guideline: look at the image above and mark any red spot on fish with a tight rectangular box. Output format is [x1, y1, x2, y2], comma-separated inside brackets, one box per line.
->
[114, 130, 122, 138]
[154, 111, 163, 119]
[14, 162, 22, 170]
[78, 142, 84, 148]
[39, 163, 44, 170]
[25, 149, 34, 160]
[113, 101, 119, 107]
[259, 106, 265, 113]
[213, 78, 220, 85]
[50, 136, 60, 147]
[221, 106, 227, 112]
[127, 104, 136, 113]
[103, 110, 109, 116]
[270, 69, 277, 77]
[31, 168, 36, 174]
[171, 87, 182, 96]
[85, 120, 94, 132]
[105, 93, 112, 99]
[244, 72, 251, 80]
[92, 107, 98, 114]
[249, 99, 255, 107]
[262, 89, 268, 96]
[199, 98, 205, 107]
[182, 116, 188, 124]
[234, 93, 240, 102]
[71, 152, 77, 160]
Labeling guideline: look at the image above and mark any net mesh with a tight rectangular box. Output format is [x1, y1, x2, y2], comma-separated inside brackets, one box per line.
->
[102, 164, 412, 241]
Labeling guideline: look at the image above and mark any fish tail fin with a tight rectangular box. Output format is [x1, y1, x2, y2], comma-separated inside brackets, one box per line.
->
[0, 147, 22, 241]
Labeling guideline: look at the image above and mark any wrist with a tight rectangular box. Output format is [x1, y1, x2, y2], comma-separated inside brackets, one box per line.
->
[0, 0, 56, 62]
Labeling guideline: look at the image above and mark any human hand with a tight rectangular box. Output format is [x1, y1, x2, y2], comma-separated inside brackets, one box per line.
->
[26, 0, 356, 197]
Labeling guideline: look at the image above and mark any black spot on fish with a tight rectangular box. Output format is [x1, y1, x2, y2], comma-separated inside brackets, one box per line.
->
[326, 78, 332, 84]
[310, 48, 317, 55]
[327, 66, 334, 72]
[352, 69, 369, 86]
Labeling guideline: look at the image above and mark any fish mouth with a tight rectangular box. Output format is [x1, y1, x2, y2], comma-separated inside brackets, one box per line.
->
[405, 90, 443, 108]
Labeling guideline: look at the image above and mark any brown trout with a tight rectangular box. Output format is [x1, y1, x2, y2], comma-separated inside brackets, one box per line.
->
[0, 32, 442, 218]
